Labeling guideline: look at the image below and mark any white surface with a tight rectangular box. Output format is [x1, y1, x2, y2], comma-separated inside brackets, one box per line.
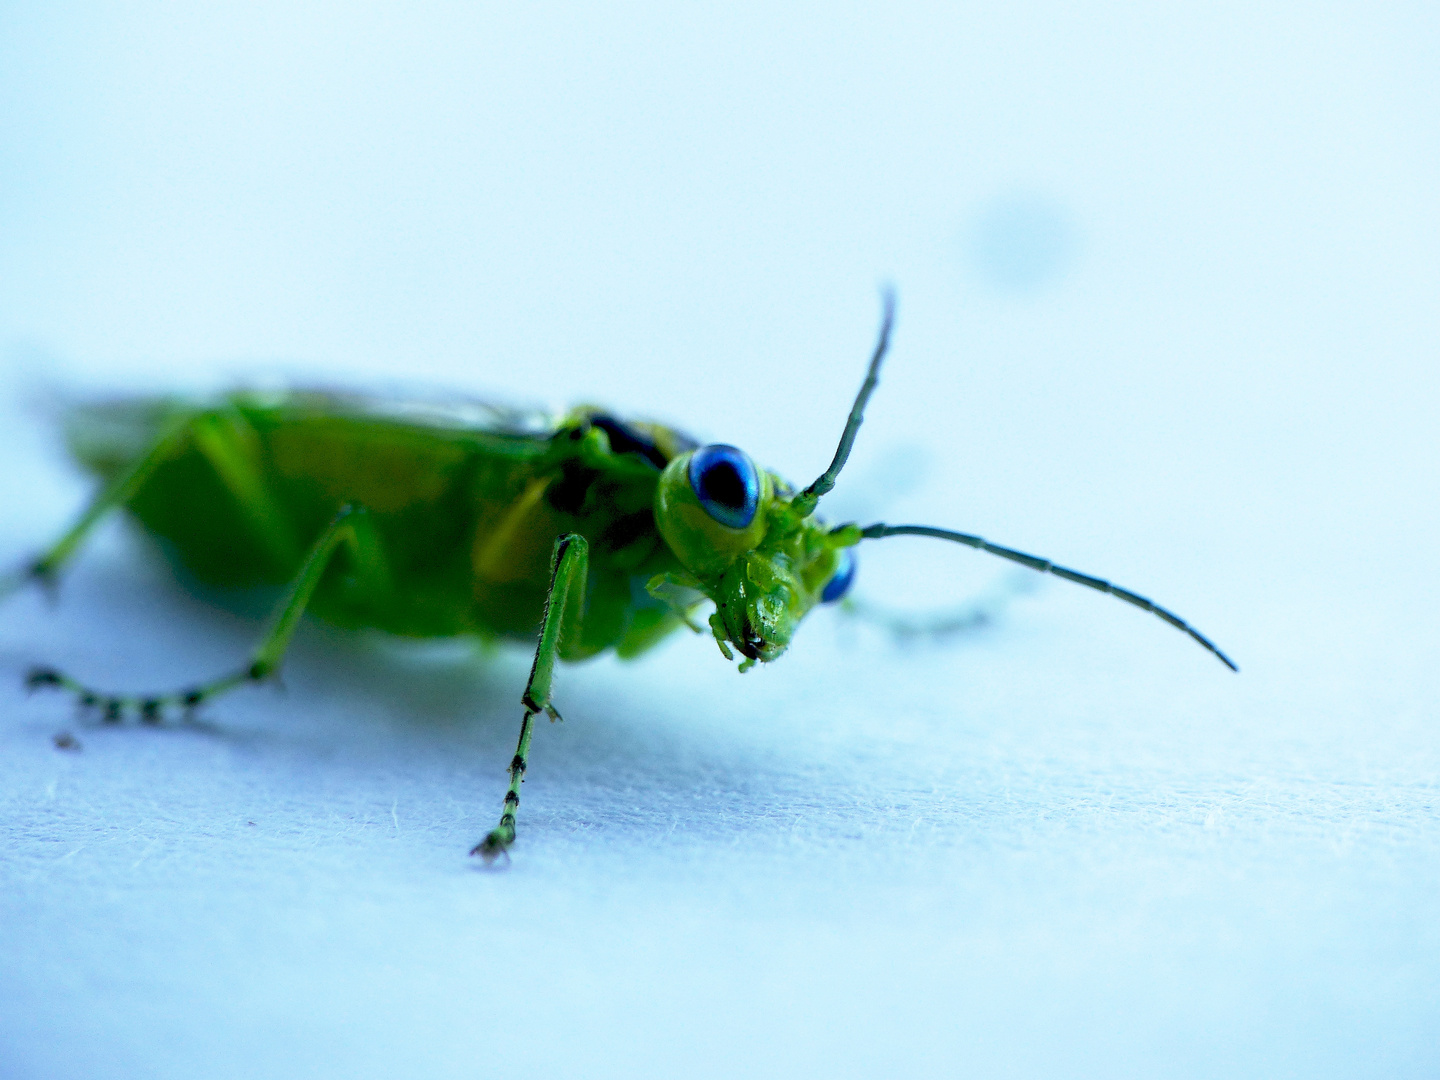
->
[2, 4, 1438, 1078]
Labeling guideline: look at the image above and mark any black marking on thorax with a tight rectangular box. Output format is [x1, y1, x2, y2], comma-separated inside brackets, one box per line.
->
[597, 510, 657, 553]
[588, 415, 670, 470]
[546, 461, 600, 515]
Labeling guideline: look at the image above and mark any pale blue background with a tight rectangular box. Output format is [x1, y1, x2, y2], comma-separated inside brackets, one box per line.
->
[2, 4, 1438, 1077]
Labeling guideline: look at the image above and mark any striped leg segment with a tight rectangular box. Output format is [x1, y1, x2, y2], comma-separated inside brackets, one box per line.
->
[26, 504, 385, 722]
[472, 533, 589, 862]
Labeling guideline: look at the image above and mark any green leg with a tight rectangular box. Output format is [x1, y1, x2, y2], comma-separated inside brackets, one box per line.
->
[5, 415, 193, 597]
[27, 504, 381, 723]
[472, 533, 589, 862]
[4, 406, 299, 599]
[187, 407, 303, 571]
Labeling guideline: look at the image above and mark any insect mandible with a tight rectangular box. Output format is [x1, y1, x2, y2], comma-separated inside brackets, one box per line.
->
[4, 293, 1236, 860]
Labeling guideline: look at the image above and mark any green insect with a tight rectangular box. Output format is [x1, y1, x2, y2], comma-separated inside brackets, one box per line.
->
[5, 294, 1235, 860]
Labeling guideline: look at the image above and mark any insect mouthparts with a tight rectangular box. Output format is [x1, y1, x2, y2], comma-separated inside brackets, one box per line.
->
[736, 634, 763, 662]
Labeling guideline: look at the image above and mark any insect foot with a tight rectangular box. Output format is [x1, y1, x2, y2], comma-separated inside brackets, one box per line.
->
[24, 666, 63, 692]
[26, 665, 166, 724]
[0, 556, 51, 601]
[471, 822, 515, 865]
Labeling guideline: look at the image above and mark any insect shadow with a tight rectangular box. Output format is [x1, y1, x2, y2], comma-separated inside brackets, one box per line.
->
[227, 630, 777, 861]
[12, 551, 746, 815]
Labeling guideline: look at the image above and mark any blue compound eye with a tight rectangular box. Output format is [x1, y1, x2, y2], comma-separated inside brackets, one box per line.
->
[688, 444, 760, 530]
[820, 548, 856, 604]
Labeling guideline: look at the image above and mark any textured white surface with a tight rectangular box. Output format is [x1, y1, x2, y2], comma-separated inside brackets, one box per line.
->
[2, 4, 1438, 1078]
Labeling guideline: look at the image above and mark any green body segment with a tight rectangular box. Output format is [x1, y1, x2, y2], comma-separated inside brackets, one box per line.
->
[66, 391, 694, 661]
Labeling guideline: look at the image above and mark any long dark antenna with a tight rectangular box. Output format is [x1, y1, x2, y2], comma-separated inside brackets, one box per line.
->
[858, 523, 1238, 671]
[791, 288, 896, 519]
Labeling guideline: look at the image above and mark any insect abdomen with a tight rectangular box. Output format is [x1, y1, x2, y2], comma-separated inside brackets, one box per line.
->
[66, 392, 688, 652]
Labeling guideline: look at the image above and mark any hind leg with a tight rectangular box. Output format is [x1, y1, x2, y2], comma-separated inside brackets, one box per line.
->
[27, 504, 387, 723]
[3, 415, 193, 599]
[5, 405, 300, 600]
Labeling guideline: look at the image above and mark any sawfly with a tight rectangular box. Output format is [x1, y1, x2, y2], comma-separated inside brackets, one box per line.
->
[5, 293, 1236, 859]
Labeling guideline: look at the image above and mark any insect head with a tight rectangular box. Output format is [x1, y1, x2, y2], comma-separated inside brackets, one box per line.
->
[651, 291, 1236, 674]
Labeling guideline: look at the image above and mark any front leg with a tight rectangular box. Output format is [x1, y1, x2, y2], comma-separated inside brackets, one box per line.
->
[472, 533, 589, 862]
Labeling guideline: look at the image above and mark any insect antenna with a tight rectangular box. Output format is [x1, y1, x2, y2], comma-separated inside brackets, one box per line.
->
[856, 523, 1239, 671]
[791, 288, 896, 519]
